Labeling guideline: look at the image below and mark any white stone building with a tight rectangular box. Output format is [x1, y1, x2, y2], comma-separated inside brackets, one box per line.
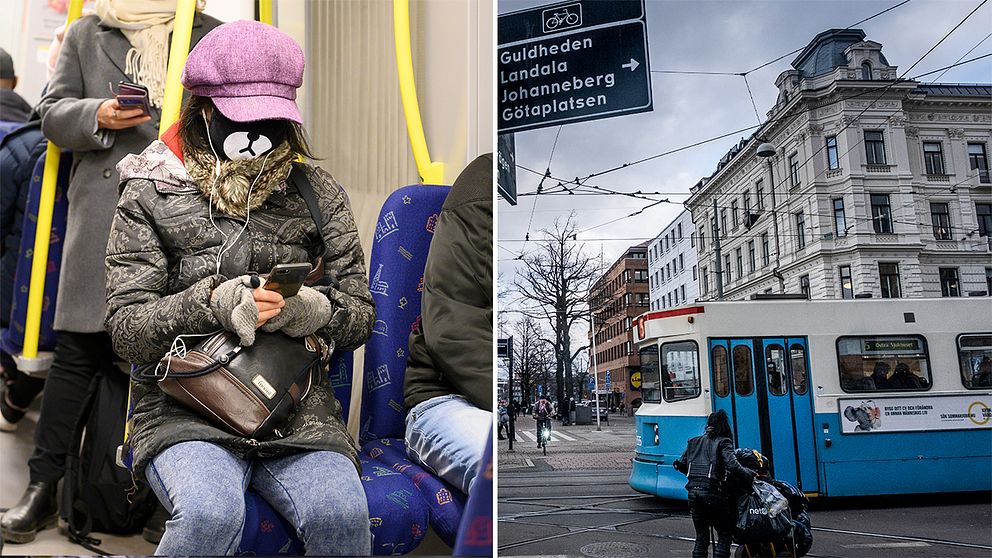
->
[648, 210, 699, 309]
[686, 28, 992, 301]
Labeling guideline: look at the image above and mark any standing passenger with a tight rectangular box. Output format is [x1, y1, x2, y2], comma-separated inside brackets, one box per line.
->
[674, 410, 755, 558]
[0, 2, 220, 543]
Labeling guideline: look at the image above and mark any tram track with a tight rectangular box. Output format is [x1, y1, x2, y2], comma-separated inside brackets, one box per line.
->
[498, 491, 992, 555]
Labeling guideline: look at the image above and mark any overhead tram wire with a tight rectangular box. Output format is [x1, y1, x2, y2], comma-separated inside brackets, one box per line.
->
[522, 125, 564, 245]
[926, 32, 992, 83]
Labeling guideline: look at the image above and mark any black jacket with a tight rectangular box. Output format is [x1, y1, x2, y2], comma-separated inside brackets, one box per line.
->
[674, 432, 754, 490]
[403, 155, 493, 412]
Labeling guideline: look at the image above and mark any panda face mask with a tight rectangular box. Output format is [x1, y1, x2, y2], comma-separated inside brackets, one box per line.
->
[207, 109, 290, 161]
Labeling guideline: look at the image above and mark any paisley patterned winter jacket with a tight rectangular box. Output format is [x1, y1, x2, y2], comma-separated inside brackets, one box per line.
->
[105, 140, 375, 476]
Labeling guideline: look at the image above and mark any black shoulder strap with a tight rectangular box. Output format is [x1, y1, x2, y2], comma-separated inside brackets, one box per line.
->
[288, 163, 328, 260]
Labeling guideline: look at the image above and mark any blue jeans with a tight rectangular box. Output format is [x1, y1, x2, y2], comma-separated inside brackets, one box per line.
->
[146, 441, 371, 556]
[405, 394, 491, 494]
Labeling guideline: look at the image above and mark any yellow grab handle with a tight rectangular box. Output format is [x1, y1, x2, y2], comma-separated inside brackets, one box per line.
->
[159, 0, 198, 138]
[22, 0, 84, 359]
[393, 0, 445, 184]
[258, 0, 273, 25]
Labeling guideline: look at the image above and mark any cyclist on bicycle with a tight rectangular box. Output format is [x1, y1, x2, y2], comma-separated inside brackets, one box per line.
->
[534, 396, 552, 448]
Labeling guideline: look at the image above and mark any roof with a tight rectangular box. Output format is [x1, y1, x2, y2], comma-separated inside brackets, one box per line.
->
[791, 28, 876, 78]
[914, 83, 992, 97]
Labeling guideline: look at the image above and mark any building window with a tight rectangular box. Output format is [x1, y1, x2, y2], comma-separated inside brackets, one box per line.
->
[978, 203, 992, 237]
[724, 254, 732, 283]
[861, 61, 872, 80]
[680, 284, 686, 302]
[923, 142, 945, 175]
[761, 232, 770, 266]
[839, 265, 854, 299]
[710, 215, 718, 239]
[870, 193, 893, 233]
[720, 209, 728, 237]
[939, 267, 960, 297]
[755, 181, 764, 210]
[833, 198, 847, 237]
[795, 211, 806, 250]
[678, 253, 684, 271]
[747, 240, 756, 272]
[879, 262, 901, 298]
[968, 143, 990, 183]
[743, 191, 751, 216]
[699, 231, 705, 251]
[930, 202, 951, 240]
[701, 266, 708, 294]
[664, 237, 669, 251]
[637, 293, 650, 306]
[735, 248, 743, 277]
[799, 274, 810, 298]
[987, 267, 992, 296]
[692, 265, 697, 281]
[731, 201, 740, 230]
[826, 136, 839, 170]
[865, 131, 886, 165]
[677, 222, 683, 239]
[789, 153, 800, 188]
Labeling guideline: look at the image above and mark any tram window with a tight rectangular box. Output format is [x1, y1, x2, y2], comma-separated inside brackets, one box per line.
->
[765, 344, 787, 396]
[639, 345, 662, 403]
[958, 334, 992, 389]
[790, 344, 808, 395]
[712, 345, 730, 397]
[733, 345, 754, 396]
[661, 341, 700, 402]
[837, 335, 932, 393]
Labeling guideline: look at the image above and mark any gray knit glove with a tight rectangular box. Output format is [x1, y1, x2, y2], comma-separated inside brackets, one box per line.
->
[210, 275, 259, 346]
[260, 285, 333, 337]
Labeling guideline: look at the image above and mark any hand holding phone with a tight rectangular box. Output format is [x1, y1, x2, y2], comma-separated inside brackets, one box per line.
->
[262, 263, 313, 298]
[116, 81, 151, 116]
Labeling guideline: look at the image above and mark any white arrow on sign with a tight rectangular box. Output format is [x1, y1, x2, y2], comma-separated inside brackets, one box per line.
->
[621, 58, 640, 72]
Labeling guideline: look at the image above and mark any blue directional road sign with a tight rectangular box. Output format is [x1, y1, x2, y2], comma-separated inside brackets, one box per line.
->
[605, 370, 611, 388]
[498, 0, 652, 134]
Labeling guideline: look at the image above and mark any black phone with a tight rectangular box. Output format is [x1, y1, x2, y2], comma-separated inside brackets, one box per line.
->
[262, 263, 313, 298]
[116, 81, 151, 116]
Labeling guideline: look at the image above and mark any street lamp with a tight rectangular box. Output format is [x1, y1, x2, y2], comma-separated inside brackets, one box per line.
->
[756, 140, 785, 292]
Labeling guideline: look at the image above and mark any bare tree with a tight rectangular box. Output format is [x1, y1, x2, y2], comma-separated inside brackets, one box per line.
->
[511, 216, 598, 407]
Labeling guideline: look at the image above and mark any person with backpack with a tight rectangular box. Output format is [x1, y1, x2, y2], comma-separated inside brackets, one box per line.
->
[674, 410, 755, 558]
[534, 396, 552, 448]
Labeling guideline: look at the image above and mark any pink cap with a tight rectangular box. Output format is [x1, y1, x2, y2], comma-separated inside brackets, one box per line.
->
[181, 20, 304, 124]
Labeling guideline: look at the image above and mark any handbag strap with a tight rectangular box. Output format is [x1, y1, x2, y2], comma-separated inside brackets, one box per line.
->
[288, 163, 328, 261]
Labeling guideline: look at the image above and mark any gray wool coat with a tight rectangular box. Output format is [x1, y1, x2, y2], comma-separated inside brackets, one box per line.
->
[37, 13, 220, 333]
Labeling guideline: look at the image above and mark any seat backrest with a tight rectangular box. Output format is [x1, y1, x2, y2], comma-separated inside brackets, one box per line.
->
[1, 151, 71, 355]
[359, 185, 450, 442]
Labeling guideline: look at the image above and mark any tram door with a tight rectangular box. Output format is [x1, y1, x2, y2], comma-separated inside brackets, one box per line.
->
[709, 337, 819, 493]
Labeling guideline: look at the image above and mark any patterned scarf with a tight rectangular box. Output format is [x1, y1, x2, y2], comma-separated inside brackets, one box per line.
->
[95, 0, 206, 108]
[184, 141, 296, 219]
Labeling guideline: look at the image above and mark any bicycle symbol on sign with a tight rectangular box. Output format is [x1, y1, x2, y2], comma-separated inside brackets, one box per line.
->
[542, 4, 581, 33]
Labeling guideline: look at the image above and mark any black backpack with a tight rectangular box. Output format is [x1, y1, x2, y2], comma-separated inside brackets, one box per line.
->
[62, 369, 157, 551]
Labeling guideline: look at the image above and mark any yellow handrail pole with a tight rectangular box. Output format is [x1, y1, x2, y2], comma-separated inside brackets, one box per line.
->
[21, 0, 84, 360]
[158, 0, 198, 137]
[258, 0, 273, 25]
[393, 0, 445, 184]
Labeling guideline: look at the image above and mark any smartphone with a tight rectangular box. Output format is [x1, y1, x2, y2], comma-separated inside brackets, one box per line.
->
[116, 81, 151, 116]
[262, 263, 313, 298]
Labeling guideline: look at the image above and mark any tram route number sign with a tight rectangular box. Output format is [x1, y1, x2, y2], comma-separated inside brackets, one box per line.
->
[498, 0, 652, 134]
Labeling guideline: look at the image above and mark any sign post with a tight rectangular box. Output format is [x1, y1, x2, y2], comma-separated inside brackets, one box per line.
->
[498, 0, 652, 134]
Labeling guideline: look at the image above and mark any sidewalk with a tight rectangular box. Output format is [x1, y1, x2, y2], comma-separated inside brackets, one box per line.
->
[498, 415, 636, 472]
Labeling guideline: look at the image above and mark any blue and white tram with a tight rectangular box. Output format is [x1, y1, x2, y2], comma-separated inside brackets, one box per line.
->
[628, 298, 992, 500]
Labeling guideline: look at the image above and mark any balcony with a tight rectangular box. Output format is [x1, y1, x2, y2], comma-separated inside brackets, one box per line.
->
[865, 164, 892, 173]
[825, 168, 844, 179]
[926, 174, 950, 183]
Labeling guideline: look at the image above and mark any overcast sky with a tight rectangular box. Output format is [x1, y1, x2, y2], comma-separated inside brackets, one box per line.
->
[496, 0, 991, 341]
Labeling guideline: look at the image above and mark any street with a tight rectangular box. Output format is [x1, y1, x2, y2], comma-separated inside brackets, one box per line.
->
[498, 416, 992, 557]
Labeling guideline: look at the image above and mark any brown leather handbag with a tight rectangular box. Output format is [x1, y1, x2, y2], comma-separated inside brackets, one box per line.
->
[141, 330, 328, 438]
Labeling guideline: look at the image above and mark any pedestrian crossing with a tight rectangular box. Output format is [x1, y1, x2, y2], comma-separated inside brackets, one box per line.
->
[515, 429, 577, 442]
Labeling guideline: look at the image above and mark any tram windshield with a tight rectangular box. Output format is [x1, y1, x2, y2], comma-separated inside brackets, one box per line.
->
[661, 341, 700, 401]
[837, 335, 932, 392]
[639, 345, 662, 403]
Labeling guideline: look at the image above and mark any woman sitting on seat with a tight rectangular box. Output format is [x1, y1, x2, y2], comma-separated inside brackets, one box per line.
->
[104, 21, 375, 556]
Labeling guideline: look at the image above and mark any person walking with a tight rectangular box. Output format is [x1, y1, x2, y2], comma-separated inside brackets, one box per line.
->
[1, 1, 220, 544]
[674, 410, 755, 558]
